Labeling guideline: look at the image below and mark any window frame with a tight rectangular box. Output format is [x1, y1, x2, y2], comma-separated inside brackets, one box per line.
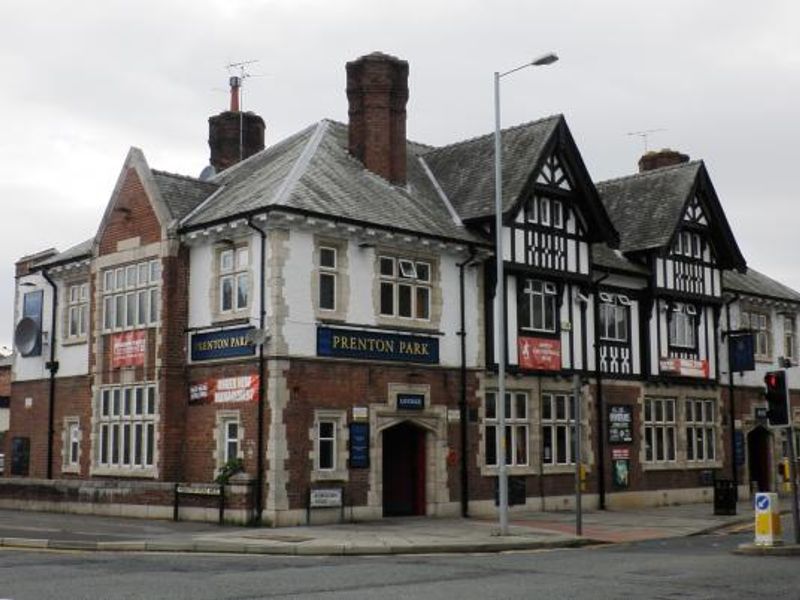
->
[783, 314, 796, 363]
[643, 397, 677, 464]
[95, 383, 157, 472]
[685, 398, 717, 463]
[599, 292, 629, 343]
[378, 255, 432, 322]
[541, 392, 577, 466]
[218, 245, 250, 315]
[519, 279, 558, 333]
[741, 309, 771, 360]
[101, 260, 160, 333]
[483, 391, 529, 468]
[318, 246, 338, 312]
[65, 282, 89, 339]
[668, 302, 697, 350]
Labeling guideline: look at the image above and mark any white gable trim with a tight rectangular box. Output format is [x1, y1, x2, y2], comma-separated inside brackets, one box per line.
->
[418, 156, 463, 227]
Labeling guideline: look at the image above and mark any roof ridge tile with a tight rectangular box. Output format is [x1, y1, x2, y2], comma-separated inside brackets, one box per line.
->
[596, 160, 703, 187]
[423, 114, 562, 155]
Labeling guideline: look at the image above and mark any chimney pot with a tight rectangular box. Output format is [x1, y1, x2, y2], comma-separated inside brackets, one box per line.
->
[346, 52, 409, 185]
[638, 148, 690, 173]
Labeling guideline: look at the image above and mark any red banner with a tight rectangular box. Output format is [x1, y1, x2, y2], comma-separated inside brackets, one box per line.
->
[111, 331, 146, 368]
[189, 375, 260, 404]
[659, 357, 709, 378]
[518, 337, 561, 371]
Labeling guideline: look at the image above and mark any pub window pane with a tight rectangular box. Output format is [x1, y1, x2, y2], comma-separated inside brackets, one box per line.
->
[380, 282, 394, 315]
[320, 247, 336, 269]
[320, 273, 336, 310]
[398, 284, 412, 317]
[485, 425, 497, 466]
[485, 393, 496, 420]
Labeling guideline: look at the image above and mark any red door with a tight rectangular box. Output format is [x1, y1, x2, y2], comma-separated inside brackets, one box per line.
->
[382, 422, 426, 516]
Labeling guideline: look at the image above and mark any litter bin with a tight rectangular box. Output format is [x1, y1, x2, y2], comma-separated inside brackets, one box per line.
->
[713, 479, 737, 515]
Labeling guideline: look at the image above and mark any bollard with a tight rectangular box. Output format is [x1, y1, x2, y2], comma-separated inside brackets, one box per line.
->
[754, 492, 782, 546]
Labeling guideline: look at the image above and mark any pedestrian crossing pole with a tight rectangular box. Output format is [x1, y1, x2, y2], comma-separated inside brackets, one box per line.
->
[574, 373, 583, 536]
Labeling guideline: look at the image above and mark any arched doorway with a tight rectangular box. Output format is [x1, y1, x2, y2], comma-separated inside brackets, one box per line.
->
[382, 421, 426, 516]
[747, 426, 772, 493]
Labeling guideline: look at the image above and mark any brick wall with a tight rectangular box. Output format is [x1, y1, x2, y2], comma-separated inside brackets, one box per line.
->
[97, 169, 161, 256]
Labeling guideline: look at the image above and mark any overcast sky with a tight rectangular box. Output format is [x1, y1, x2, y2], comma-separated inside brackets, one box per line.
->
[1, 0, 798, 347]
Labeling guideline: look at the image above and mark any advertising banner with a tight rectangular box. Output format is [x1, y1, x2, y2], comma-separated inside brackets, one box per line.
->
[659, 357, 709, 378]
[112, 330, 146, 368]
[518, 337, 561, 371]
[188, 375, 259, 404]
[317, 326, 439, 364]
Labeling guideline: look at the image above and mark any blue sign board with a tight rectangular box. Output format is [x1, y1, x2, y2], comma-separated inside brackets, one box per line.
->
[756, 494, 770, 511]
[729, 333, 755, 372]
[349, 423, 370, 469]
[397, 393, 425, 410]
[317, 326, 439, 364]
[190, 327, 255, 362]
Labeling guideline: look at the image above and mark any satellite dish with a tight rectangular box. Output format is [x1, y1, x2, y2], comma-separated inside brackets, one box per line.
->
[246, 328, 270, 346]
[14, 317, 41, 357]
[198, 164, 217, 181]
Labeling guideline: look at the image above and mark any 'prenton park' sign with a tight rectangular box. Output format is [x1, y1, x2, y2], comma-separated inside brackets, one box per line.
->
[317, 326, 439, 364]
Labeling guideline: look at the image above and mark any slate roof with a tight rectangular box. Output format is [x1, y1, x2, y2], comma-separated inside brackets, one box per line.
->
[34, 238, 93, 268]
[422, 116, 560, 221]
[723, 268, 800, 303]
[183, 120, 487, 245]
[596, 161, 702, 253]
[591, 243, 649, 275]
[151, 170, 220, 221]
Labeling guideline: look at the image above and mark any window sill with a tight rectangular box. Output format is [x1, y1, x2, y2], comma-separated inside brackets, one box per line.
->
[62, 465, 80, 474]
[376, 315, 438, 332]
[211, 313, 250, 326]
[480, 465, 537, 477]
[62, 337, 88, 346]
[543, 464, 581, 475]
[90, 466, 157, 478]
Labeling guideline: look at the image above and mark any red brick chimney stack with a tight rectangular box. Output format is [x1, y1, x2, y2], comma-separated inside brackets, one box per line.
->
[207, 76, 265, 173]
[346, 52, 409, 186]
[638, 148, 690, 173]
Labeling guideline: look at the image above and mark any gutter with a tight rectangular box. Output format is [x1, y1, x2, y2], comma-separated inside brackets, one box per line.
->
[591, 272, 610, 510]
[723, 293, 740, 497]
[40, 270, 59, 480]
[457, 246, 478, 517]
[247, 217, 268, 525]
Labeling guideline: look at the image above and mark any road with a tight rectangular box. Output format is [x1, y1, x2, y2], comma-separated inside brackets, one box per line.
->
[0, 529, 794, 599]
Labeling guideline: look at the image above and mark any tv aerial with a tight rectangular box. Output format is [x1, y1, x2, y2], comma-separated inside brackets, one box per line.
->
[626, 128, 667, 153]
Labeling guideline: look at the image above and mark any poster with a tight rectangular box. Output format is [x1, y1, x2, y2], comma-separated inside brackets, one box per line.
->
[111, 330, 146, 368]
[608, 405, 633, 444]
[518, 337, 561, 371]
[613, 459, 630, 488]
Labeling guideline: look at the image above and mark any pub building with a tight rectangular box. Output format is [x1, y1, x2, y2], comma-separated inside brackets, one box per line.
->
[4, 51, 799, 524]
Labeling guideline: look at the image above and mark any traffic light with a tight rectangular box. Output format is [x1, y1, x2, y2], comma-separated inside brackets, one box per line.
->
[764, 370, 789, 426]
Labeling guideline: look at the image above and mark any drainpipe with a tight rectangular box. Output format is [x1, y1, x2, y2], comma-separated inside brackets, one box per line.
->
[41, 269, 59, 480]
[457, 247, 477, 518]
[592, 273, 609, 510]
[247, 217, 267, 525]
[724, 294, 740, 498]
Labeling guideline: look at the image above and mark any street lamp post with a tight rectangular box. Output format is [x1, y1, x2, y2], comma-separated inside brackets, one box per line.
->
[494, 53, 558, 536]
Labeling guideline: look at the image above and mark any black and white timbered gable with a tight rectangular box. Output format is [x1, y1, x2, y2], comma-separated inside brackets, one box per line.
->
[597, 158, 745, 382]
[423, 115, 618, 375]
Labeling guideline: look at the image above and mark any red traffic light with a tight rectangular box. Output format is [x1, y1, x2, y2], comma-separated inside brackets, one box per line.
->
[765, 372, 781, 390]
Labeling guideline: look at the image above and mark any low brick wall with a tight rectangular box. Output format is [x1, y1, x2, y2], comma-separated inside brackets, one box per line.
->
[0, 477, 257, 524]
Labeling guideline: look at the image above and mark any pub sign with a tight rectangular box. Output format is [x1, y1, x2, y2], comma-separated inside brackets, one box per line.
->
[190, 327, 255, 362]
[317, 326, 439, 364]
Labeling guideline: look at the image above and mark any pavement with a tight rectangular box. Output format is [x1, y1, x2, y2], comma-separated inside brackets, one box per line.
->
[0, 500, 793, 556]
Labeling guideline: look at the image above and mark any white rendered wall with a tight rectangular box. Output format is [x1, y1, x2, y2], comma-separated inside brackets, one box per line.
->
[13, 272, 89, 382]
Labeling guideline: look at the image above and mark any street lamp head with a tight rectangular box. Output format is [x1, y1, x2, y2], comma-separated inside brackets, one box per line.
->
[532, 52, 559, 66]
